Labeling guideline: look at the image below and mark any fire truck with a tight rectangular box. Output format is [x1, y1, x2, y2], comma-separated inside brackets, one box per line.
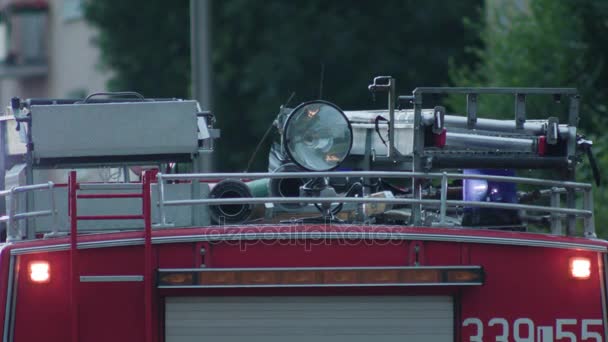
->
[0, 77, 603, 342]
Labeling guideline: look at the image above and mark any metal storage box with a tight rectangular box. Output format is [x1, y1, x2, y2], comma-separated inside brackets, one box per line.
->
[30, 100, 199, 161]
[345, 109, 428, 156]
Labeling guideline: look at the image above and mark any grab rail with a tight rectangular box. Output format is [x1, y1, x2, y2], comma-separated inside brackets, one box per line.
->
[156, 171, 595, 237]
[1, 182, 58, 242]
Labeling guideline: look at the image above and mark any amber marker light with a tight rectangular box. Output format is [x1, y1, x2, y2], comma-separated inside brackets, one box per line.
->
[29, 261, 50, 283]
[570, 257, 591, 279]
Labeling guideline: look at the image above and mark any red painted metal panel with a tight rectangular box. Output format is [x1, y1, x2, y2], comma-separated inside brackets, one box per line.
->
[13, 252, 71, 342]
[460, 245, 604, 341]
[12, 246, 153, 341]
[3, 218, 607, 342]
[209, 239, 409, 268]
[79, 282, 145, 342]
[157, 243, 197, 269]
[78, 247, 144, 274]
[423, 241, 463, 265]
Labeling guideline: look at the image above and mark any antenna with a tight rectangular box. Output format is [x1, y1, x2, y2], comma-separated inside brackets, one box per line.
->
[244, 91, 296, 172]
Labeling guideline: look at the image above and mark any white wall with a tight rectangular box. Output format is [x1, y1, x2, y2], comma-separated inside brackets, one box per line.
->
[47, 0, 110, 98]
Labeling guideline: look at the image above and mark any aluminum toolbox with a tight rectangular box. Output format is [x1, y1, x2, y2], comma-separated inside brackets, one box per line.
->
[29, 100, 199, 162]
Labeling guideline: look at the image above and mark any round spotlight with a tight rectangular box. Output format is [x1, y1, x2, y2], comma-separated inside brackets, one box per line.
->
[283, 101, 352, 171]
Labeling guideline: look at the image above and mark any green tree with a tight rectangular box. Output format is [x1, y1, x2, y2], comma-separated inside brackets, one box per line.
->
[85, 0, 481, 171]
[85, 0, 191, 98]
[449, 0, 608, 235]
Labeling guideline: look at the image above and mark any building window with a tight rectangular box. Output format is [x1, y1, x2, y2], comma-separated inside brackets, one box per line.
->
[62, 0, 83, 22]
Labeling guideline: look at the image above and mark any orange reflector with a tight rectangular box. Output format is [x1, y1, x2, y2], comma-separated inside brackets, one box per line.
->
[29, 261, 50, 283]
[446, 270, 481, 282]
[158, 266, 484, 288]
[159, 272, 194, 285]
[199, 271, 237, 285]
[570, 257, 591, 279]
[402, 269, 441, 283]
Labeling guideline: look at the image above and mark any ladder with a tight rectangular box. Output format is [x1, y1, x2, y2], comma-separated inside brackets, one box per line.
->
[68, 170, 155, 342]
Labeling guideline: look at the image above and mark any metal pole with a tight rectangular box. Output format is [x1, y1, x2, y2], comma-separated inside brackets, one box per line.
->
[583, 189, 596, 238]
[550, 188, 562, 235]
[439, 172, 448, 225]
[0, 121, 6, 237]
[142, 171, 153, 342]
[387, 77, 396, 159]
[191, 0, 213, 172]
[68, 171, 78, 342]
[412, 93, 424, 226]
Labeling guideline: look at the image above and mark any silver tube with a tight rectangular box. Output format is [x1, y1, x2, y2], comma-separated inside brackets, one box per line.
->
[79, 183, 142, 190]
[11, 183, 52, 193]
[158, 171, 592, 189]
[447, 200, 591, 217]
[583, 189, 596, 238]
[48, 182, 59, 235]
[445, 174, 590, 189]
[439, 173, 448, 224]
[388, 77, 396, 159]
[550, 188, 562, 235]
[162, 196, 591, 217]
[445, 132, 535, 152]
[421, 113, 571, 138]
[6, 192, 18, 242]
[567, 189, 577, 236]
[157, 172, 167, 226]
[0, 190, 10, 197]
[12, 210, 53, 220]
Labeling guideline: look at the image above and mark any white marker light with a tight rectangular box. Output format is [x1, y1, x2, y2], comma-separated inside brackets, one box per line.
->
[29, 261, 50, 283]
[570, 257, 591, 279]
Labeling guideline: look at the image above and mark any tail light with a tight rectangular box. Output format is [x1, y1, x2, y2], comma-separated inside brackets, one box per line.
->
[569, 257, 591, 279]
[28, 261, 50, 283]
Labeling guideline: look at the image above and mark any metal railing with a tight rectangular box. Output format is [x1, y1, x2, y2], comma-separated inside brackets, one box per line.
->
[1, 182, 58, 242]
[155, 171, 595, 238]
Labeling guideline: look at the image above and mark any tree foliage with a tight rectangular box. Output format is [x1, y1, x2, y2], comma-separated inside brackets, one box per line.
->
[85, 0, 481, 171]
[84, 0, 191, 98]
[449, 0, 608, 235]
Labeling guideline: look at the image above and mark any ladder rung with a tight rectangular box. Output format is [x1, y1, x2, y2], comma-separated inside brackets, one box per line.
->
[76, 214, 144, 220]
[77, 193, 143, 199]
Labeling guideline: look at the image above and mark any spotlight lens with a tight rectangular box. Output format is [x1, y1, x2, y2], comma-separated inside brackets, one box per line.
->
[284, 101, 352, 171]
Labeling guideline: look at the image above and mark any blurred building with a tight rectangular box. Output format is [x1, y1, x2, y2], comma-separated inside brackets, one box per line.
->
[0, 0, 108, 103]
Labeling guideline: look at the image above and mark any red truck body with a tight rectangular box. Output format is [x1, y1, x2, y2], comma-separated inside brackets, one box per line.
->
[2, 222, 606, 341]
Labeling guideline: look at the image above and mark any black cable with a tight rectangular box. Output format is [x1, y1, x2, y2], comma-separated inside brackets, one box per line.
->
[244, 121, 276, 173]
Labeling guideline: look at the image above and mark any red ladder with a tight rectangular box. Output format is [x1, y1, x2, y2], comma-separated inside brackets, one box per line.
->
[68, 170, 154, 342]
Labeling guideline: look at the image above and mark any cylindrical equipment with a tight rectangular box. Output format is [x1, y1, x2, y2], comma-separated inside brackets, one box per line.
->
[269, 163, 308, 210]
[208, 179, 253, 224]
[445, 132, 536, 152]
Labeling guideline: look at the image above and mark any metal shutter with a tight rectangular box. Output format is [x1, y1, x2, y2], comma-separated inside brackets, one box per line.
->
[165, 296, 453, 342]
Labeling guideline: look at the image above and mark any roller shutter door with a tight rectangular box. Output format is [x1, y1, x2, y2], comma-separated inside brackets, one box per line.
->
[165, 296, 453, 342]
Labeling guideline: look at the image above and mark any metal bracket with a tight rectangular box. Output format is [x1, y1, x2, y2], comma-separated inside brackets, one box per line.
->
[515, 94, 526, 129]
[546, 117, 559, 145]
[368, 76, 401, 160]
[466, 93, 477, 129]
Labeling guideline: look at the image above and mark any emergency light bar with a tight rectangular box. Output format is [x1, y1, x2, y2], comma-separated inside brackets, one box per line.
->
[158, 266, 484, 288]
